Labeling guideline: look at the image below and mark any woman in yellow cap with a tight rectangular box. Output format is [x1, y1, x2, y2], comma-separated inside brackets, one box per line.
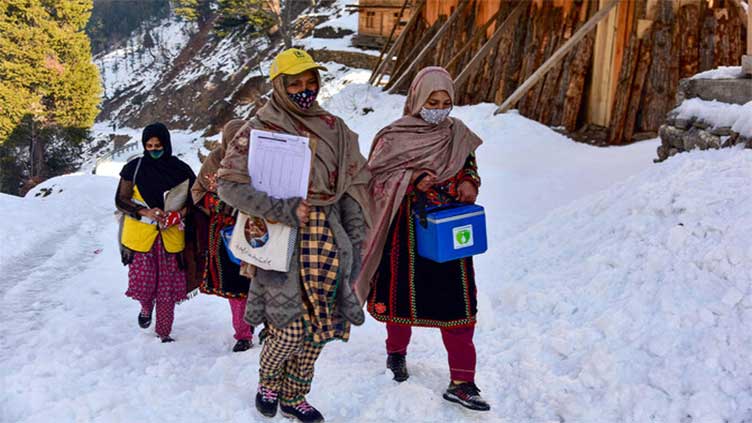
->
[217, 48, 372, 423]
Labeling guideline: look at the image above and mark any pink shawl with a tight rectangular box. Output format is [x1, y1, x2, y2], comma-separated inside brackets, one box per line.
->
[354, 67, 483, 303]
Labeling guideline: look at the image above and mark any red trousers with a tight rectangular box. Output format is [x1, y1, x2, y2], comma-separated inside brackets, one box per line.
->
[386, 323, 476, 382]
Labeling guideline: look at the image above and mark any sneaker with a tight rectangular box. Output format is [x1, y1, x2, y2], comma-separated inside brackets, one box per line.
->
[160, 336, 175, 343]
[232, 339, 253, 352]
[138, 311, 151, 329]
[442, 382, 490, 411]
[258, 326, 269, 345]
[386, 353, 409, 382]
[279, 400, 324, 423]
[255, 386, 278, 418]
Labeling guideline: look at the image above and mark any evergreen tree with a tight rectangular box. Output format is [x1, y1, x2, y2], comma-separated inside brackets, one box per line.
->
[0, 0, 101, 194]
[172, 0, 276, 37]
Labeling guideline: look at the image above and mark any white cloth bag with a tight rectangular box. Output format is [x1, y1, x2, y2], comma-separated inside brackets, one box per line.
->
[229, 213, 297, 272]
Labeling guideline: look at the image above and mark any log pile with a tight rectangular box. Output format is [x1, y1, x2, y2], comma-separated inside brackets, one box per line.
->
[380, 0, 747, 145]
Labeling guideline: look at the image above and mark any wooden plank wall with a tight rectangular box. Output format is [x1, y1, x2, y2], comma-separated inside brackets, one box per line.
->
[386, 0, 747, 144]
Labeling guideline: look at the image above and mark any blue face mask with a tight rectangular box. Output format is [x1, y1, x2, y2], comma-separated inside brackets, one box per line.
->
[287, 89, 318, 110]
[149, 149, 164, 159]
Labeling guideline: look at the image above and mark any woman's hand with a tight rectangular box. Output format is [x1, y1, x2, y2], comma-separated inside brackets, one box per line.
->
[413, 171, 436, 192]
[139, 207, 166, 224]
[296, 199, 311, 226]
[457, 181, 478, 203]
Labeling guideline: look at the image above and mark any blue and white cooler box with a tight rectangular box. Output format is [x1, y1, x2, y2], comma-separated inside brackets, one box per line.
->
[414, 203, 488, 263]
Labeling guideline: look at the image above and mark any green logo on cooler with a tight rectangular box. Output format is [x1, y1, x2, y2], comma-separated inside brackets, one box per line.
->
[452, 225, 474, 249]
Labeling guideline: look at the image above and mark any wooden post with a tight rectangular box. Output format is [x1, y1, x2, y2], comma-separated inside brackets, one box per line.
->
[728, 0, 748, 27]
[453, 2, 526, 90]
[387, 0, 471, 94]
[370, 0, 427, 86]
[744, 1, 752, 75]
[368, 0, 411, 85]
[444, 6, 504, 72]
[495, 0, 620, 115]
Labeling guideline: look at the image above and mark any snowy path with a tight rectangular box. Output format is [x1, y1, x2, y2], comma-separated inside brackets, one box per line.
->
[0, 131, 666, 422]
[22, 82, 752, 422]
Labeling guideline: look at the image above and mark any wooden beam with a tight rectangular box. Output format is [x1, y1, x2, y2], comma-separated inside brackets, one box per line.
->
[370, 0, 427, 86]
[386, 0, 470, 94]
[368, 0, 411, 85]
[748, 1, 752, 54]
[444, 6, 504, 72]
[453, 2, 526, 90]
[495, 0, 620, 115]
[745, 0, 752, 75]
[728, 0, 748, 27]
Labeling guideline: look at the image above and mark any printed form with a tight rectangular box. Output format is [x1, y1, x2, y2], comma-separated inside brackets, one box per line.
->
[248, 129, 311, 199]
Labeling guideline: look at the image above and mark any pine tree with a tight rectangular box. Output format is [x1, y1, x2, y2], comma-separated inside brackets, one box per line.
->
[0, 0, 101, 194]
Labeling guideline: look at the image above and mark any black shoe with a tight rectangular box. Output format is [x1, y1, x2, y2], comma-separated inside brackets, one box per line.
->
[386, 353, 409, 382]
[255, 386, 278, 418]
[258, 326, 269, 345]
[279, 400, 324, 423]
[138, 311, 151, 329]
[442, 382, 490, 411]
[160, 336, 175, 343]
[232, 339, 253, 352]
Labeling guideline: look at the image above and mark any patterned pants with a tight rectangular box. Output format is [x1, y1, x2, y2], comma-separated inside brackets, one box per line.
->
[138, 299, 174, 338]
[229, 297, 253, 341]
[126, 235, 187, 338]
[258, 319, 324, 406]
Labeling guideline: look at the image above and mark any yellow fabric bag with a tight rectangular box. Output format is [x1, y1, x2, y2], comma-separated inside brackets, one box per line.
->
[121, 186, 185, 253]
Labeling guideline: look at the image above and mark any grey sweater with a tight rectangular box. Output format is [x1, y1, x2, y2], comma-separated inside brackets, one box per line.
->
[217, 179, 366, 329]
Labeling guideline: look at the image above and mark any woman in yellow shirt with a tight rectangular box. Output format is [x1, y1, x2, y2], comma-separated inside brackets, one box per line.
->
[116, 122, 196, 342]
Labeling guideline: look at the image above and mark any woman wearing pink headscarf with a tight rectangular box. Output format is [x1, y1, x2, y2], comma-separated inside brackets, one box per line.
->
[357, 67, 489, 411]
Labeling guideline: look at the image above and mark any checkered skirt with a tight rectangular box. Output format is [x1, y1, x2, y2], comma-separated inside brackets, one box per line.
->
[299, 207, 349, 344]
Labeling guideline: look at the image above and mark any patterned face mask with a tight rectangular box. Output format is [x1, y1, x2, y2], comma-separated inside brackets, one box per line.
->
[148, 149, 164, 159]
[419, 106, 452, 125]
[288, 89, 318, 110]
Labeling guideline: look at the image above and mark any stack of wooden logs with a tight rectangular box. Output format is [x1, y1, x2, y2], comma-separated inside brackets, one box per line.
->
[381, 0, 747, 145]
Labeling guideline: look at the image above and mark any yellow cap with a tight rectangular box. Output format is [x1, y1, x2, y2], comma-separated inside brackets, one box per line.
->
[269, 48, 327, 81]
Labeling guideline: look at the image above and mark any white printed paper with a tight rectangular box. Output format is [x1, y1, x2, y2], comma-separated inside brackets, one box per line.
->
[248, 129, 311, 199]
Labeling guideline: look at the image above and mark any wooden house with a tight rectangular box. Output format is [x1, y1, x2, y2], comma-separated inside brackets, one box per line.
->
[365, 0, 750, 145]
[352, 0, 414, 48]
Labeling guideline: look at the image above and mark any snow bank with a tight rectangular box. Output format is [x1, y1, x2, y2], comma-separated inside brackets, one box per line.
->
[673, 98, 752, 138]
[691, 66, 745, 80]
[482, 148, 752, 422]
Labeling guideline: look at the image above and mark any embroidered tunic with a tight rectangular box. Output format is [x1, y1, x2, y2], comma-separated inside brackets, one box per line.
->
[367, 154, 481, 328]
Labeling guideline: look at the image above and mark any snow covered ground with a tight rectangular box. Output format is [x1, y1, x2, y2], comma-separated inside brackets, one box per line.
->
[22, 75, 752, 421]
[8, 15, 752, 415]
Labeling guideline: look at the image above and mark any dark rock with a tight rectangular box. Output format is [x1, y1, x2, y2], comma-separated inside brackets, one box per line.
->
[656, 145, 669, 162]
[680, 78, 752, 105]
[313, 26, 354, 39]
[692, 120, 709, 130]
[675, 117, 693, 130]
[710, 126, 733, 136]
[309, 49, 378, 70]
[659, 125, 685, 150]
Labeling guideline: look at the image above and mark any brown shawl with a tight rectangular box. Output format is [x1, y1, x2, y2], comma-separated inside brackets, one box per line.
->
[191, 119, 248, 205]
[353, 66, 483, 303]
[218, 71, 373, 224]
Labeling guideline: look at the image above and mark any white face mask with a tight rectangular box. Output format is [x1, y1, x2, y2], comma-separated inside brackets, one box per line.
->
[419, 106, 452, 125]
